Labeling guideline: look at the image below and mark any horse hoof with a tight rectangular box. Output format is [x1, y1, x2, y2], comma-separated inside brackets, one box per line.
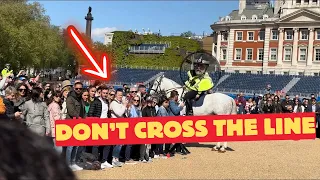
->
[212, 147, 219, 151]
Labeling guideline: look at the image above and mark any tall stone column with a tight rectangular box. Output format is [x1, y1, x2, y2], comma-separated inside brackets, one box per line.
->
[263, 27, 271, 74]
[85, 6, 94, 39]
[226, 29, 235, 67]
[277, 28, 284, 65]
[216, 31, 221, 63]
[307, 28, 314, 66]
[292, 28, 299, 66]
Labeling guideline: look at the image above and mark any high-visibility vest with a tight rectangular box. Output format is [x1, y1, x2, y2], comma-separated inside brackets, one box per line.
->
[184, 71, 214, 92]
[1, 68, 13, 77]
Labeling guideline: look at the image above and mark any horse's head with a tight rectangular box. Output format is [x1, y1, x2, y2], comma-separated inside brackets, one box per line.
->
[149, 74, 165, 95]
[149, 74, 185, 100]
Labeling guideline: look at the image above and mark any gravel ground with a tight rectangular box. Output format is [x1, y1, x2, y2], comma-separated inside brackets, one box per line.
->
[75, 140, 320, 179]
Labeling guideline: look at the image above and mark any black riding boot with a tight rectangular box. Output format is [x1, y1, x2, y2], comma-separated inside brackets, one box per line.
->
[185, 99, 193, 116]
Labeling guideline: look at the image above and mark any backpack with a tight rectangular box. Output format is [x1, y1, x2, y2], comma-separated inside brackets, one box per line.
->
[78, 152, 101, 170]
[0, 96, 6, 115]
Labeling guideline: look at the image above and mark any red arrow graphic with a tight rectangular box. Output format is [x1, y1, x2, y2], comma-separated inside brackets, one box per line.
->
[67, 25, 110, 80]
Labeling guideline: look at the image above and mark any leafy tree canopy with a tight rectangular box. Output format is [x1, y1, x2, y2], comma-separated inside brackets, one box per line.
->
[0, 1, 68, 72]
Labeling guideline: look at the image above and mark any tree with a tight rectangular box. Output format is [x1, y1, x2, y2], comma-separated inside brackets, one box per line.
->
[180, 31, 193, 37]
[0, 1, 69, 72]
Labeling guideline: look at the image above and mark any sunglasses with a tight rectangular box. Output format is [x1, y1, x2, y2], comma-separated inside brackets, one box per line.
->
[131, 91, 137, 93]
[75, 88, 82, 90]
[133, 99, 139, 102]
[109, 93, 115, 96]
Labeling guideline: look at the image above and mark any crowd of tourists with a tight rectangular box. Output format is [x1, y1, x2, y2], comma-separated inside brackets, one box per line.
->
[0, 64, 191, 171]
[235, 92, 320, 114]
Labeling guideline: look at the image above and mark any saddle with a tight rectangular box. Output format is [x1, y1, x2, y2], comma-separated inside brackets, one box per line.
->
[185, 91, 211, 116]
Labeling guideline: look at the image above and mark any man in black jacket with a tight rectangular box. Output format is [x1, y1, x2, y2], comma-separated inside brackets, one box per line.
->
[140, 97, 157, 162]
[87, 85, 113, 169]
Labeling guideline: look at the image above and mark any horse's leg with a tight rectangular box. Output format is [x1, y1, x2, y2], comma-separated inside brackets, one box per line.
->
[218, 142, 227, 153]
[212, 142, 220, 151]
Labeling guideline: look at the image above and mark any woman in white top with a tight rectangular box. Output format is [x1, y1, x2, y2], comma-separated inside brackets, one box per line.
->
[61, 86, 72, 120]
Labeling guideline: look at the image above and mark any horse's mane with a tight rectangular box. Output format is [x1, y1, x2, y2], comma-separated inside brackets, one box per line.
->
[156, 75, 182, 88]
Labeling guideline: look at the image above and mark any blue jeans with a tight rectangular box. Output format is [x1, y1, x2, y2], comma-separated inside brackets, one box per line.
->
[66, 146, 79, 165]
[124, 145, 132, 161]
[53, 138, 63, 154]
[76, 146, 86, 162]
[92, 146, 112, 163]
[112, 145, 122, 159]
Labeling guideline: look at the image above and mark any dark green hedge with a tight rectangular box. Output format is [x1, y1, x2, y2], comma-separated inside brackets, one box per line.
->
[111, 31, 201, 67]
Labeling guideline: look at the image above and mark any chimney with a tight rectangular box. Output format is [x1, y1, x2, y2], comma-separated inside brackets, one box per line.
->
[274, 0, 281, 15]
[239, 0, 246, 14]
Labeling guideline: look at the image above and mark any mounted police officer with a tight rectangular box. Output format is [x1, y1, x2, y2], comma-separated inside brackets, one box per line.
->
[1, 64, 13, 77]
[183, 55, 214, 115]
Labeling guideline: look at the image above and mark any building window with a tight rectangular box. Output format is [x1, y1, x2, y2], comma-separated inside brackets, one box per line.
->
[299, 48, 307, 61]
[235, 48, 242, 60]
[271, 30, 278, 40]
[246, 71, 252, 74]
[257, 49, 264, 61]
[284, 48, 292, 61]
[222, 32, 228, 41]
[235, 70, 240, 74]
[259, 31, 265, 41]
[316, 30, 320, 40]
[225, 16, 231, 21]
[221, 48, 227, 60]
[304, 0, 309, 4]
[252, 15, 258, 20]
[263, 14, 268, 19]
[257, 71, 262, 74]
[300, 30, 308, 40]
[246, 48, 253, 60]
[241, 15, 246, 20]
[236, 32, 243, 41]
[247, 32, 254, 41]
[270, 48, 277, 61]
[296, 0, 301, 3]
[312, 0, 317, 3]
[314, 73, 319, 76]
[315, 49, 320, 61]
[285, 30, 293, 40]
[269, 71, 274, 74]
[284, 72, 289, 75]
[298, 72, 304, 76]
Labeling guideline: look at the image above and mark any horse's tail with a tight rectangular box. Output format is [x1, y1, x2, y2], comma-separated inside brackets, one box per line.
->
[230, 98, 237, 115]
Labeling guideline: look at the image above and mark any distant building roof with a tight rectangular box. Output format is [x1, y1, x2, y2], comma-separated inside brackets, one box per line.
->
[227, 6, 275, 20]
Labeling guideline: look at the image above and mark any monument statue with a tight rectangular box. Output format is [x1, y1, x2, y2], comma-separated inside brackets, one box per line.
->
[88, 6, 92, 14]
[85, 6, 93, 38]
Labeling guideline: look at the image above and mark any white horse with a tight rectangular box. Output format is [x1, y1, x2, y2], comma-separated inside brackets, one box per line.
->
[149, 74, 237, 153]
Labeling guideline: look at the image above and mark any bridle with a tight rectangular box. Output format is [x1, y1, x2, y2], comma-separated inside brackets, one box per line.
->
[148, 75, 186, 101]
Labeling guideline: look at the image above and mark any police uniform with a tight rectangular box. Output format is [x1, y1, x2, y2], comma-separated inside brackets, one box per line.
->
[184, 59, 214, 115]
[1, 64, 12, 77]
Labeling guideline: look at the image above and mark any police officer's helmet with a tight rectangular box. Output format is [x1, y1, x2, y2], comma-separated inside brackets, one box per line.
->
[5, 63, 10, 67]
[193, 58, 210, 65]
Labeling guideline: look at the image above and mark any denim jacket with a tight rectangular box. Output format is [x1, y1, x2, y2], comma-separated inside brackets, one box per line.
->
[157, 106, 169, 117]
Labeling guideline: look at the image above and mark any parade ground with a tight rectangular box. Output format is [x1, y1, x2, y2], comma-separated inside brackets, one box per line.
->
[75, 140, 320, 179]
